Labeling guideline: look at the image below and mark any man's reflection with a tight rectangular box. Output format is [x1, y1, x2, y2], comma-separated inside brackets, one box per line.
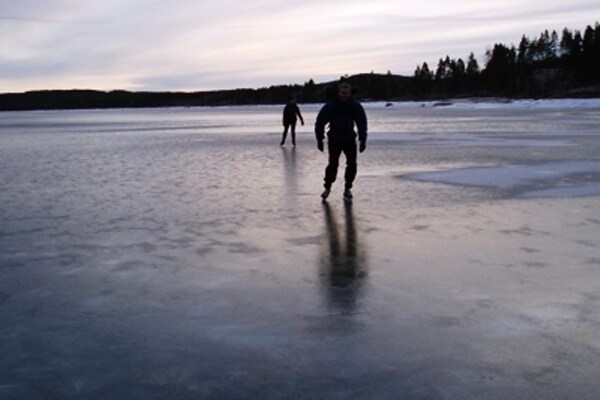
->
[281, 146, 297, 196]
[320, 201, 368, 314]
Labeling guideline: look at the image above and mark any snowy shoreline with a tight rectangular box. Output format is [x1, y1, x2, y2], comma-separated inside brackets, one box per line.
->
[361, 97, 600, 110]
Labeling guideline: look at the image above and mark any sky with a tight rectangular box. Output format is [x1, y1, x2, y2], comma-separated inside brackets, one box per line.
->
[1, 0, 599, 93]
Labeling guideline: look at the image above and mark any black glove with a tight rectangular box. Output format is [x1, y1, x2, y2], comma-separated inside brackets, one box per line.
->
[317, 140, 324, 152]
[359, 141, 366, 153]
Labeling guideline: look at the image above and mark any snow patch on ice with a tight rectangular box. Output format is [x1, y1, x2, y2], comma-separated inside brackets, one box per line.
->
[406, 161, 600, 198]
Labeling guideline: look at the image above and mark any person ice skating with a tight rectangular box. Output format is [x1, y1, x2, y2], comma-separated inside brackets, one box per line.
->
[315, 83, 367, 200]
[281, 97, 304, 146]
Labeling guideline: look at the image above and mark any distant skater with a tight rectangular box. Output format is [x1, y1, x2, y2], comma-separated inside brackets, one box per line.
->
[281, 97, 304, 146]
[315, 83, 367, 200]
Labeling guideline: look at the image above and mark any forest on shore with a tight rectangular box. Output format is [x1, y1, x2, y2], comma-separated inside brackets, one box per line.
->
[1, 22, 598, 111]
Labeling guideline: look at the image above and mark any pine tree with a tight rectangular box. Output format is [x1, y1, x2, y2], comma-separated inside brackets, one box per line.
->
[414, 65, 422, 77]
[435, 58, 444, 80]
[517, 35, 530, 64]
[560, 28, 573, 58]
[420, 62, 432, 80]
[582, 25, 597, 81]
[551, 30, 559, 59]
[455, 58, 466, 76]
[466, 52, 480, 75]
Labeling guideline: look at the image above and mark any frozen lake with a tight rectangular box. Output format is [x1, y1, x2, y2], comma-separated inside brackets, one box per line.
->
[1, 100, 600, 399]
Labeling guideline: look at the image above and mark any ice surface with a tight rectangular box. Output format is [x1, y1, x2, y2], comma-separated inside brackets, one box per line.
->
[1, 101, 600, 399]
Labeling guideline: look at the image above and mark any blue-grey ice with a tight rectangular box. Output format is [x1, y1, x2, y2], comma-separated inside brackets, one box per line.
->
[1, 100, 600, 399]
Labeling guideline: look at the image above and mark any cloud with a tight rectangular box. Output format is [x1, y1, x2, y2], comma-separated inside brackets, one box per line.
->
[1, 0, 599, 92]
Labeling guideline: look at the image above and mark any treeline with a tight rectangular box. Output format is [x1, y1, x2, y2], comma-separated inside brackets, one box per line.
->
[412, 22, 600, 98]
[1, 22, 599, 111]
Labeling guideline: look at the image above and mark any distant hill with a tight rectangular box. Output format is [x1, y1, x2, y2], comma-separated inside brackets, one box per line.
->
[0, 74, 414, 111]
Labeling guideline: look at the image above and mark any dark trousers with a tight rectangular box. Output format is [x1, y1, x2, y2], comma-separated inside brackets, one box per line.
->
[324, 140, 357, 189]
[281, 122, 296, 145]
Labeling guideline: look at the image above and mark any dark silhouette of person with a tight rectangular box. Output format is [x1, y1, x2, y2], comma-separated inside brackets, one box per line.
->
[320, 201, 367, 314]
[315, 83, 367, 200]
[281, 97, 304, 146]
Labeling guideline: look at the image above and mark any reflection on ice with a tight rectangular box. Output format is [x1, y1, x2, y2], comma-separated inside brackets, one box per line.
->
[320, 201, 368, 315]
[281, 146, 297, 196]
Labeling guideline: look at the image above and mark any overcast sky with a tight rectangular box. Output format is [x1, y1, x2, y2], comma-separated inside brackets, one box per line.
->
[1, 0, 598, 92]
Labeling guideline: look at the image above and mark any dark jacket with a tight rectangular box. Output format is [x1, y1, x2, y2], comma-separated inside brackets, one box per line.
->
[283, 103, 303, 125]
[315, 98, 367, 143]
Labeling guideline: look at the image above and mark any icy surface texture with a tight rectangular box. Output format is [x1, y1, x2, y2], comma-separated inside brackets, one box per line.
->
[1, 101, 600, 399]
